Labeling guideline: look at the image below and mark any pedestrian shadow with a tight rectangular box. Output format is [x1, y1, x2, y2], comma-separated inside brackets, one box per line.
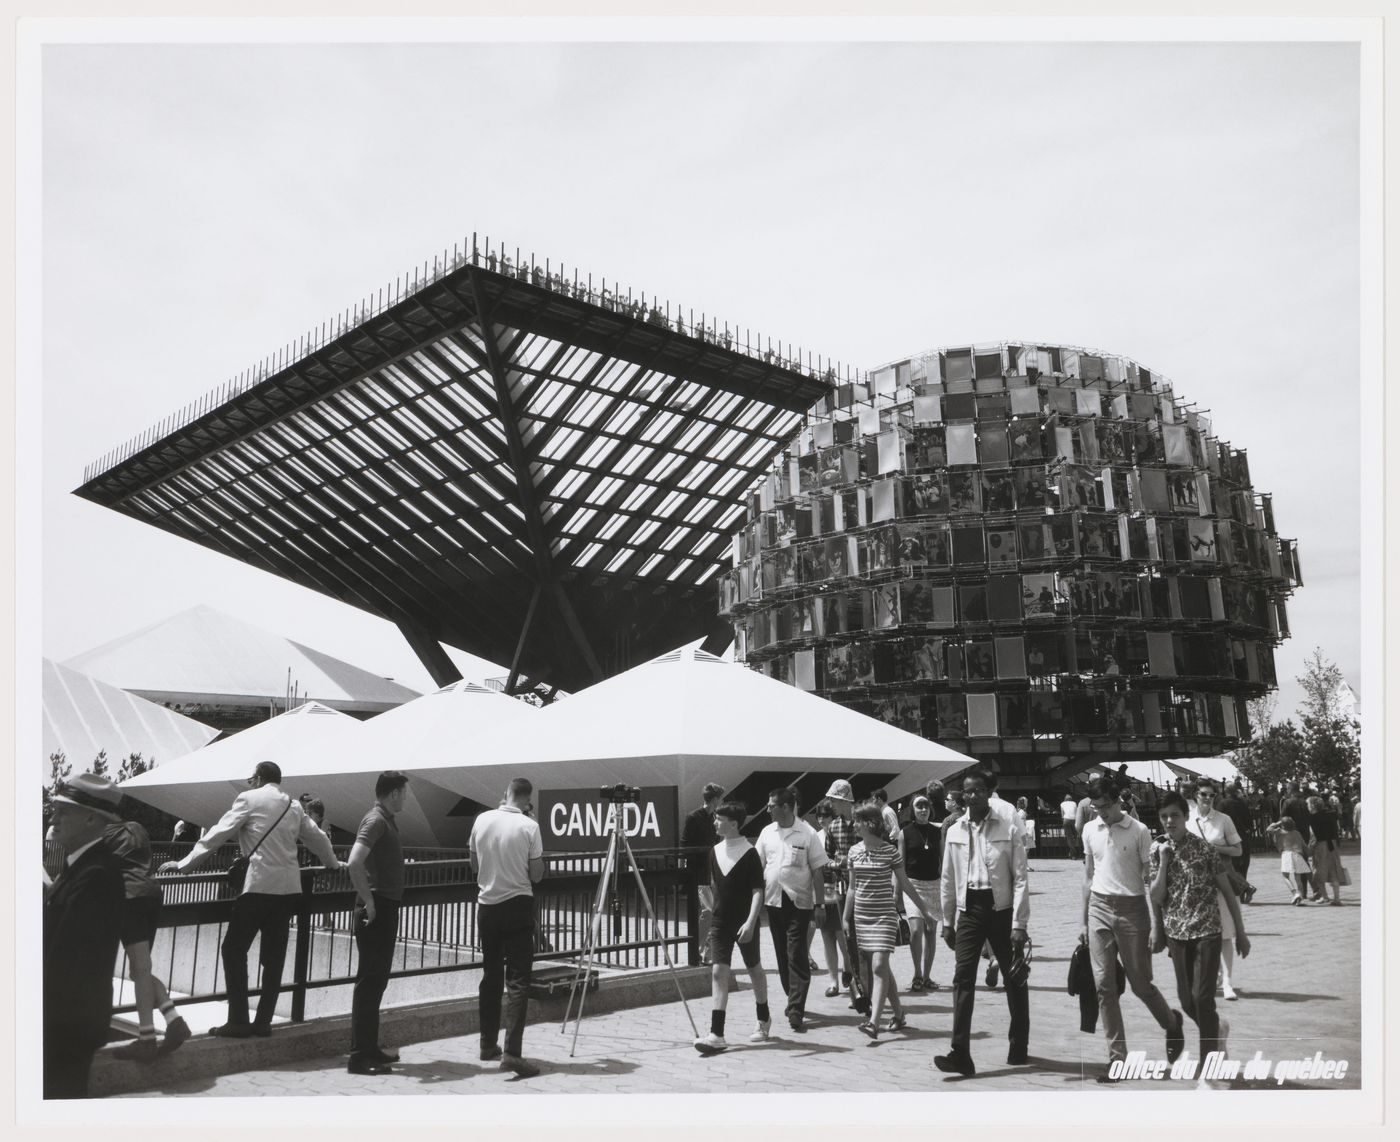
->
[1225, 990, 1339, 1004]
[395, 1060, 495, 1084]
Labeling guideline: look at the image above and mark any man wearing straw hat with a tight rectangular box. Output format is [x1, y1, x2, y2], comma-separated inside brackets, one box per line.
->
[43, 773, 127, 1099]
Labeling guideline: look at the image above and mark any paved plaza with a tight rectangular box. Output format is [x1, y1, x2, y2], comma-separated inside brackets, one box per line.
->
[113, 846, 1363, 1098]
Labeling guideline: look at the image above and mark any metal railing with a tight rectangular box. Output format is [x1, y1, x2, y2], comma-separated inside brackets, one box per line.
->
[94, 846, 700, 1025]
[83, 232, 849, 484]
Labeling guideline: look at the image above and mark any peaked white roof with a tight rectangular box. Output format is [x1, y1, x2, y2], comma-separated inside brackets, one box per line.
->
[406, 646, 977, 811]
[42, 658, 219, 776]
[64, 604, 421, 713]
[120, 700, 368, 824]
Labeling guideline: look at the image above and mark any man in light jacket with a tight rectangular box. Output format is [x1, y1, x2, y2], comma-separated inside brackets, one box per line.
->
[160, 760, 339, 1037]
[936, 768, 1030, 1077]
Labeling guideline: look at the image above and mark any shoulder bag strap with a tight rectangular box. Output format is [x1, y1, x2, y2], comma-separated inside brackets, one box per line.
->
[247, 796, 294, 858]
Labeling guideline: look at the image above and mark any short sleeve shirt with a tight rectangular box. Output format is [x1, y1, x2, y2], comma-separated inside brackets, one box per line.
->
[754, 820, 828, 909]
[1084, 815, 1154, 896]
[470, 807, 544, 905]
[709, 843, 765, 935]
[355, 802, 405, 901]
[1150, 830, 1223, 940]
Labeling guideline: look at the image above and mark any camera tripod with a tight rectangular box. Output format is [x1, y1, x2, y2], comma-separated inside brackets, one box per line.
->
[561, 809, 699, 1056]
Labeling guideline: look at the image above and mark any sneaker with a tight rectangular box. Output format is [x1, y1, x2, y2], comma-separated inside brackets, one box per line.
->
[748, 1020, 771, 1044]
[158, 1016, 191, 1056]
[933, 1049, 976, 1076]
[1165, 1010, 1186, 1063]
[112, 1037, 159, 1063]
[1222, 984, 1238, 1002]
[693, 1033, 729, 1055]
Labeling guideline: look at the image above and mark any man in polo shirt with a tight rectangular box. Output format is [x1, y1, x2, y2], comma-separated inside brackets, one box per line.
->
[1081, 773, 1185, 1083]
[1149, 792, 1251, 1072]
[755, 786, 829, 1032]
[935, 768, 1030, 1077]
[345, 771, 409, 1076]
[469, 777, 545, 1078]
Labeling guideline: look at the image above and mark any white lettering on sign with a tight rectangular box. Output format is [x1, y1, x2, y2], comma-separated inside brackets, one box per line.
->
[548, 800, 661, 838]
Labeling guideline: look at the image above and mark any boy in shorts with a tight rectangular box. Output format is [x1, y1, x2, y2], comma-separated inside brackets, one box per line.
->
[694, 802, 772, 1054]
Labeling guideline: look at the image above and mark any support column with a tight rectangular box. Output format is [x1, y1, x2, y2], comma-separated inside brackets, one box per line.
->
[396, 619, 463, 688]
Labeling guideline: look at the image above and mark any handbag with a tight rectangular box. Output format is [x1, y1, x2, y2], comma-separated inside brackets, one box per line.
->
[896, 915, 911, 946]
[1005, 935, 1032, 988]
[225, 797, 293, 895]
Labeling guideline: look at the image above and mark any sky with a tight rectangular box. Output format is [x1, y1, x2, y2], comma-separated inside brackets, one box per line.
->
[36, 36, 1365, 723]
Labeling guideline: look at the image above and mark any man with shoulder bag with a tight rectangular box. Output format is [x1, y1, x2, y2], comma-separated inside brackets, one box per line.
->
[159, 760, 339, 1037]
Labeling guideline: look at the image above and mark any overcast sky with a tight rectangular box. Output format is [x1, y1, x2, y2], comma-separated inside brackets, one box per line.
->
[37, 36, 1365, 722]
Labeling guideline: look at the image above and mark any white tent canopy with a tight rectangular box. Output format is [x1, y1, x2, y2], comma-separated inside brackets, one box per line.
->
[405, 646, 977, 819]
[345, 681, 541, 846]
[43, 658, 219, 776]
[120, 701, 371, 828]
[1162, 756, 1245, 787]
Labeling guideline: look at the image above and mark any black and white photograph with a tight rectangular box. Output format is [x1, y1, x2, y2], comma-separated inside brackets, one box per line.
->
[13, 9, 1389, 1137]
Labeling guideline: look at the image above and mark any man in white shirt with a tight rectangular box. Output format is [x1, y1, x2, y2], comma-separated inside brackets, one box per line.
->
[1060, 793, 1081, 859]
[1188, 780, 1245, 1000]
[1081, 774, 1184, 1082]
[469, 777, 545, 1077]
[754, 786, 828, 1032]
[159, 760, 339, 1038]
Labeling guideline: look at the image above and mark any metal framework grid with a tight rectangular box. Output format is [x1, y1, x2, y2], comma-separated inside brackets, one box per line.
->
[76, 258, 834, 694]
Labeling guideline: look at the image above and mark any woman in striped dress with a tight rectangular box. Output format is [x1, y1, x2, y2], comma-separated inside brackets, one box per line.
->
[844, 804, 937, 1038]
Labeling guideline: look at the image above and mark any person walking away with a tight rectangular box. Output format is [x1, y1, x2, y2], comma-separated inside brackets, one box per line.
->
[899, 795, 942, 991]
[681, 783, 724, 965]
[1216, 783, 1257, 904]
[848, 805, 937, 1038]
[1150, 792, 1250, 1081]
[344, 771, 409, 1075]
[159, 760, 339, 1037]
[469, 778, 545, 1077]
[693, 802, 771, 1053]
[755, 786, 828, 1032]
[1080, 773, 1185, 1084]
[1187, 781, 1245, 1000]
[1305, 795, 1344, 905]
[105, 815, 191, 1062]
[43, 775, 127, 1099]
[934, 769, 1031, 1076]
[1061, 791, 1081, 859]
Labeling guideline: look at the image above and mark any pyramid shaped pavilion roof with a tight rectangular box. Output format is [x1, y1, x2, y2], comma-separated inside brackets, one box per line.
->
[64, 604, 420, 714]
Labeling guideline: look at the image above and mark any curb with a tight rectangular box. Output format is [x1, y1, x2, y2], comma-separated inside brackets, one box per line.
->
[91, 965, 711, 1097]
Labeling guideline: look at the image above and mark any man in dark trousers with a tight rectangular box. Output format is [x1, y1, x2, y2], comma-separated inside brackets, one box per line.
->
[345, 771, 409, 1075]
[470, 777, 545, 1078]
[159, 760, 339, 1037]
[681, 783, 724, 964]
[44, 774, 127, 1098]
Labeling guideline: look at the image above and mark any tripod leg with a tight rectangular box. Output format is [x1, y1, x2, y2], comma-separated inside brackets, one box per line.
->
[620, 830, 699, 1037]
[565, 829, 619, 1056]
[562, 832, 615, 1037]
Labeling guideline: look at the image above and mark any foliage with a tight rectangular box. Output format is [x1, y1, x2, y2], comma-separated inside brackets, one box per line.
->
[42, 749, 180, 839]
[1300, 714, 1361, 790]
[1232, 719, 1306, 792]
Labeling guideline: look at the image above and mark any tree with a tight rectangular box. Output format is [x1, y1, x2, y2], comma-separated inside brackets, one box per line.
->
[1232, 719, 1306, 792]
[40, 749, 178, 839]
[1296, 650, 1361, 790]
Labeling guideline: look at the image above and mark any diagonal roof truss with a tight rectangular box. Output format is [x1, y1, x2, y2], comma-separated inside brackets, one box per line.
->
[76, 253, 835, 694]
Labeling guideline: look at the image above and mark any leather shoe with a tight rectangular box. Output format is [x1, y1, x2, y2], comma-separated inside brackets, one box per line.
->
[209, 1023, 253, 1039]
[250, 1023, 273, 1038]
[480, 1043, 502, 1062]
[1007, 1047, 1029, 1066]
[1165, 1010, 1186, 1064]
[347, 1057, 393, 1076]
[159, 1016, 192, 1056]
[364, 1047, 400, 1064]
[934, 1050, 976, 1076]
[501, 1053, 541, 1078]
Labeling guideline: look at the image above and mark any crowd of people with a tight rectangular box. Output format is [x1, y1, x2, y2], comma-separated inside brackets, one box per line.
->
[680, 767, 1357, 1085]
[43, 760, 1357, 1098]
